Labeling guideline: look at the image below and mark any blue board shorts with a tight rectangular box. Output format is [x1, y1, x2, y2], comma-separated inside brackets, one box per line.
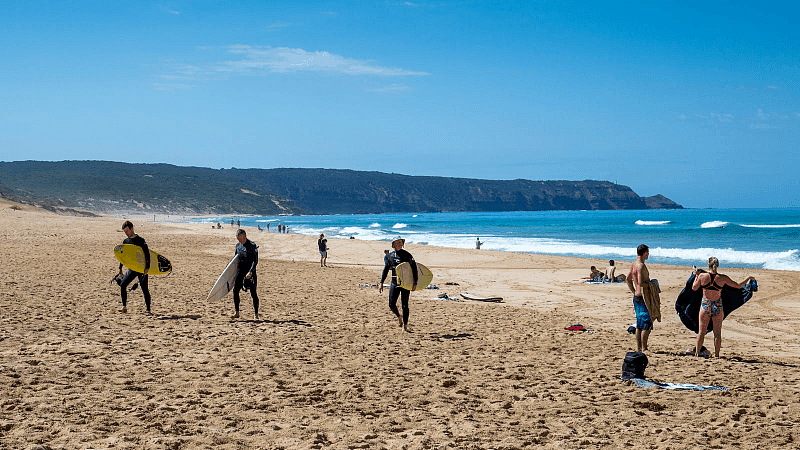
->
[319, 250, 327, 256]
[633, 295, 653, 330]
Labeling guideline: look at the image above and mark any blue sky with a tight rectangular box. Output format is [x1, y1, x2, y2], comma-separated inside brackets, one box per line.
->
[1, 1, 797, 208]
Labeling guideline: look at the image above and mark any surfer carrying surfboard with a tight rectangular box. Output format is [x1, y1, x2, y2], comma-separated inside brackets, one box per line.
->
[231, 232, 259, 320]
[232, 229, 260, 320]
[692, 257, 755, 358]
[117, 221, 152, 314]
[379, 236, 417, 332]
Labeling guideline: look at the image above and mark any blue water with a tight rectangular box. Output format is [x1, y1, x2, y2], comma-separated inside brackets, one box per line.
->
[193, 209, 800, 271]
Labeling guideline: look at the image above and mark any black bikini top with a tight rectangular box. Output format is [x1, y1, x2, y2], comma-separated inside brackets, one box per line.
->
[701, 273, 724, 291]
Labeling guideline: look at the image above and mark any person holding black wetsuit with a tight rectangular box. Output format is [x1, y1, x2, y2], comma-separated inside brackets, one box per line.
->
[232, 229, 260, 320]
[117, 220, 152, 314]
[379, 236, 418, 332]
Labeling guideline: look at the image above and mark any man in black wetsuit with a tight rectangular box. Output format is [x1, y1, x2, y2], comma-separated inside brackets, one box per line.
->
[116, 221, 152, 314]
[232, 229, 260, 320]
[379, 236, 418, 332]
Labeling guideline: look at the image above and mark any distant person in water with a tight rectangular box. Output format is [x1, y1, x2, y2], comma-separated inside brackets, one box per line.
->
[379, 236, 418, 332]
[232, 229, 260, 320]
[318, 233, 328, 267]
[116, 221, 152, 314]
[476, 237, 483, 249]
[692, 257, 755, 358]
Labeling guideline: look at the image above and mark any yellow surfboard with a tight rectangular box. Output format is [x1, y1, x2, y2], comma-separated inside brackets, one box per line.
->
[396, 262, 433, 291]
[114, 244, 172, 275]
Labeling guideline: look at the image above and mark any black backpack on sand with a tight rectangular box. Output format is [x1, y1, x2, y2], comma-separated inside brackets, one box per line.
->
[621, 351, 648, 380]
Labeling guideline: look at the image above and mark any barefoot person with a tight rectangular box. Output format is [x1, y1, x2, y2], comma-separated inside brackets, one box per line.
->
[318, 233, 328, 267]
[232, 229, 260, 320]
[627, 244, 653, 352]
[379, 236, 417, 332]
[116, 221, 152, 314]
[692, 257, 755, 358]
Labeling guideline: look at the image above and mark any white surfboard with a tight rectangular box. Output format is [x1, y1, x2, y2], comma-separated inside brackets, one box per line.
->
[207, 255, 239, 301]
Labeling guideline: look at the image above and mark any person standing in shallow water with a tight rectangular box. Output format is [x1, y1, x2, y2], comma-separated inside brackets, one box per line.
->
[232, 229, 260, 320]
[379, 236, 418, 332]
[692, 257, 755, 358]
[116, 221, 152, 314]
[627, 244, 653, 352]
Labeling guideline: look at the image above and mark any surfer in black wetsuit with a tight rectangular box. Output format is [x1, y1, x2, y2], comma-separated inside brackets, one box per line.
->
[232, 229, 260, 320]
[117, 221, 152, 314]
[379, 236, 418, 332]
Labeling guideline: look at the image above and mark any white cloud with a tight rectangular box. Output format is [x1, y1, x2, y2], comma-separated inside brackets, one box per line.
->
[220, 45, 430, 77]
[369, 83, 413, 92]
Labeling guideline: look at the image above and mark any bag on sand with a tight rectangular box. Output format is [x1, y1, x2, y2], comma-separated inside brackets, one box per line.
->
[621, 351, 648, 380]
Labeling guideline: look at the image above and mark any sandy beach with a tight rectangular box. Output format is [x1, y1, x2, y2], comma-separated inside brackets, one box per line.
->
[2, 201, 800, 449]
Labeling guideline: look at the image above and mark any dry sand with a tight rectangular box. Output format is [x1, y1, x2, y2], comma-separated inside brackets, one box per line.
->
[1, 201, 800, 449]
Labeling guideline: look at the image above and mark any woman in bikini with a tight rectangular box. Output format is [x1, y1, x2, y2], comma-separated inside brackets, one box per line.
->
[692, 257, 755, 358]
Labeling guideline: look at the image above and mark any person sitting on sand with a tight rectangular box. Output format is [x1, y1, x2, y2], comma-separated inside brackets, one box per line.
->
[604, 260, 626, 282]
[379, 236, 418, 332]
[589, 266, 605, 281]
[692, 257, 755, 358]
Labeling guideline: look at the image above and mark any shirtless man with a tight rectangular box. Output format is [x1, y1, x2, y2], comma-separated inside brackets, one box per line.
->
[627, 244, 653, 352]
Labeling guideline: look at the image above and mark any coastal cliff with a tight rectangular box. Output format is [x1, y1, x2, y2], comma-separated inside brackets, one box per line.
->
[0, 161, 682, 215]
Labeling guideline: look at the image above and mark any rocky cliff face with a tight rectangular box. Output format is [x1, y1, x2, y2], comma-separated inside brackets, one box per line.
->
[0, 162, 682, 215]
[227, 168, 682, 214]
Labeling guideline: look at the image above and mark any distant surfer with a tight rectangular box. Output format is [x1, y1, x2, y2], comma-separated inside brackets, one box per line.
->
[117, 221, 152, 314]
[692, 257, 755, 358]
[379, 236, 418, 332]
[627, 244, 654, 352]
[232, 229, 260, 320]
[318, 233, 328, 267]
[476, 237, 483, 249]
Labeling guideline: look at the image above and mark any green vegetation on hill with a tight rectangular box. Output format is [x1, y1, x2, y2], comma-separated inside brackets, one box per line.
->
[0, 161, 681, 215]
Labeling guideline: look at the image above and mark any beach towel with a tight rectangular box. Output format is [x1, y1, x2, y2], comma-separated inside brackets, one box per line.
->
[632, 378, 727, 391]
[642, 279, 662, 322]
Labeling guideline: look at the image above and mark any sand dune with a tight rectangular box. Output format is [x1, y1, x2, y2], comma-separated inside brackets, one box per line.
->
[1, 203, 799, 448]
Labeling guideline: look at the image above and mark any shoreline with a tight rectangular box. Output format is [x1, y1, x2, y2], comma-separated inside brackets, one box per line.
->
[3, 202, 800, 448]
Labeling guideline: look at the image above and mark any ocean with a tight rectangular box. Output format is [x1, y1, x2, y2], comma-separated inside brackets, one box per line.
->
[193, 208, 800, 271]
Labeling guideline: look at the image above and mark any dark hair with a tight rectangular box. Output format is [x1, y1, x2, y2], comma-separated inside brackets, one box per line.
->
[122, 220, 134, 230]
[590, 266, 597, 270]
[609, 260, 615, 266]
[236, 229, 246, 237]
[637, 244, 649, 256]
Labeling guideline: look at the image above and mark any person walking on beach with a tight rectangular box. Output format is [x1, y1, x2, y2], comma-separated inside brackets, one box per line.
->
[232, 229, 260, 320]
[692, 257, 755, 358]
[116, 221, 152, 314]
[379, 236, 418, 332]
[627, 244, 653, 352]
[318, 233, 328, 267]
